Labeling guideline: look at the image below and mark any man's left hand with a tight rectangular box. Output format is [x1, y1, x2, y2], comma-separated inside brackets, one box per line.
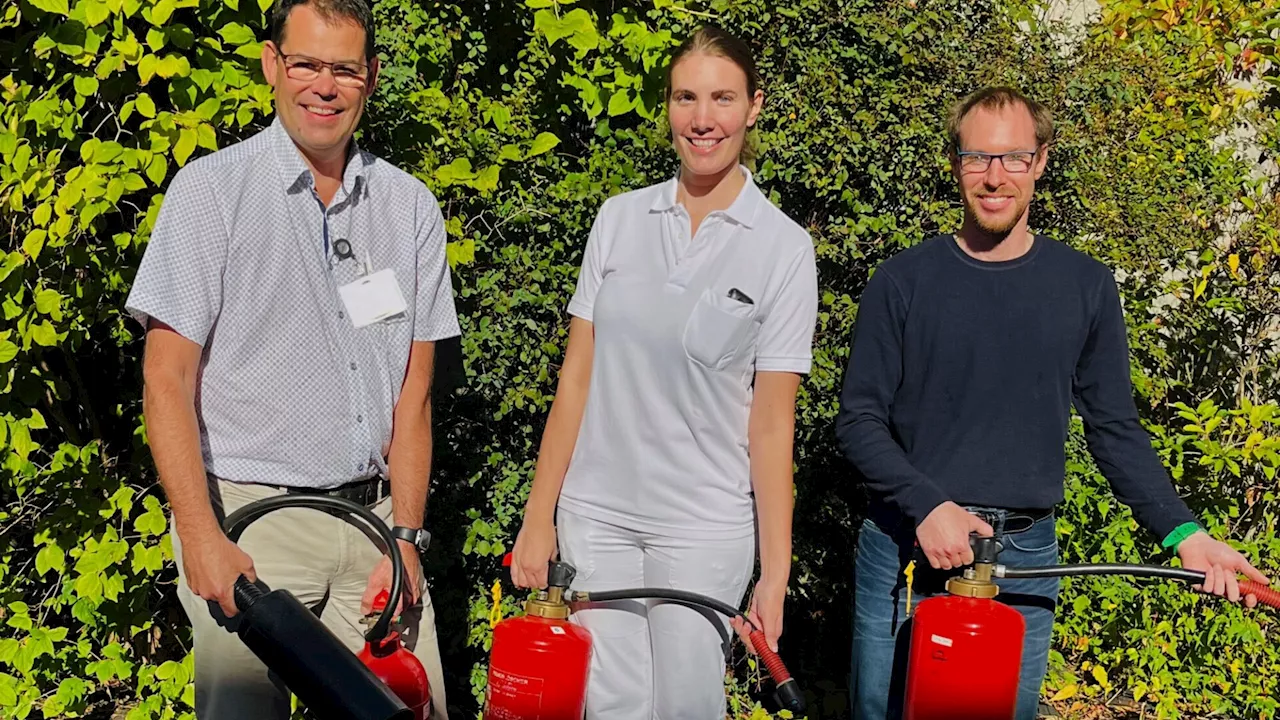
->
[1177, 531, 1270, 607]
[361, 539, 422, 616]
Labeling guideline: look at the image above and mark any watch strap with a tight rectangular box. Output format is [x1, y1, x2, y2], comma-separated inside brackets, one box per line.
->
[391, 525, 430, 552]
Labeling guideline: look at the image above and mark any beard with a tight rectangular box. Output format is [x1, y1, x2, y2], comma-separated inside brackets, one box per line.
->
[964, 191, 1030, 238]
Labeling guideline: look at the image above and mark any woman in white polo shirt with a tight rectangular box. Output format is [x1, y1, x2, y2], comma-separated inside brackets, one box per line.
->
[510, 25, 818, 719]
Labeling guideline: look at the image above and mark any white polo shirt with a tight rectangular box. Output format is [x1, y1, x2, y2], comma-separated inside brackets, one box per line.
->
[557, 168, 818, 540]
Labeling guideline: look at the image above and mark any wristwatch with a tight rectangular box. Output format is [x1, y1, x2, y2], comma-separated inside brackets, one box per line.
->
[391, 526, 431, 553]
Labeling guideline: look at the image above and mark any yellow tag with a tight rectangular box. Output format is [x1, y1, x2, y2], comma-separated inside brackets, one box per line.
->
[488, 578, 503, 628]
[904, 560, 916, 615]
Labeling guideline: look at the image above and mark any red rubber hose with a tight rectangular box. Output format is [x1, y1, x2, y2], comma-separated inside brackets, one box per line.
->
[749, 629, 792, 683]
[1241, 580, 1280, 608]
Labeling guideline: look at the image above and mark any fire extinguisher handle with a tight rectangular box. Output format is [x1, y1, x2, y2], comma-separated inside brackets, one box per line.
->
[748, 630, 805, 714]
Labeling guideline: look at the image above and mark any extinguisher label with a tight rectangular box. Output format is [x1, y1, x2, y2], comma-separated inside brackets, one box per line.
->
[486, 667, 545, 719]
[930, 634, 954, 647]
[549, 626, 566, 635]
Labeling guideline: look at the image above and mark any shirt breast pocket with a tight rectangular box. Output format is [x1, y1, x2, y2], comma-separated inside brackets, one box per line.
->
[682, 288, 758, 371]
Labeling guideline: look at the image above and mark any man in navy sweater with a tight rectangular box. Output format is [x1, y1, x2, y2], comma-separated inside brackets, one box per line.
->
[837, 86, 1269, 720]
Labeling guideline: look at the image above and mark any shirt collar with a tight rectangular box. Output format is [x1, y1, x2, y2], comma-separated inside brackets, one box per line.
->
[268, 116, 371, 199]
[649, 164, 762, 229]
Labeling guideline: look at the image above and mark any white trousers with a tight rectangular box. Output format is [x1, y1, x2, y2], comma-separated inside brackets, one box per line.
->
[557, 507, 755, 720]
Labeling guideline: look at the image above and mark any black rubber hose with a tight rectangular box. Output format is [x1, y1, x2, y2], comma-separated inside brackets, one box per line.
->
[580, 588, 750, 624]
[222, 494, 404, 643]
[570, 588, 806, 715]
[996, 563, 1205, 583]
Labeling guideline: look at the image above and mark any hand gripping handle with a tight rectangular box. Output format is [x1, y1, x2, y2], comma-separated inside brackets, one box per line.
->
[749, 629, 804, 713]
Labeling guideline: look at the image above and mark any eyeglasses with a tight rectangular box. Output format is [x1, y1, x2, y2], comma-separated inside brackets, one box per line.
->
[276, 50, 371, 88]
[956, 150, 1039, 174]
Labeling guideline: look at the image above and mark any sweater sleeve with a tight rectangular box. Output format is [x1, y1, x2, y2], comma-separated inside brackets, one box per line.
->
[835, 266, 950, 526]
[1072, 272, 1198, 541]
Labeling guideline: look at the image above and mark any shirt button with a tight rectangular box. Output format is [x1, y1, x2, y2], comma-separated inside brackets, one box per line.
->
[356, 414, 363, 423]
[350, 362, 357, 370]
[358, 463, 365, 471]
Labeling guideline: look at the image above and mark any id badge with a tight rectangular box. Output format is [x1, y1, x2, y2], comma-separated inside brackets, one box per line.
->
[337, 268, 408, 328]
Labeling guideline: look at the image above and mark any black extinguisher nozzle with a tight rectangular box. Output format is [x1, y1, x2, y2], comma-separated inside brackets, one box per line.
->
[774, 678, 806, 715]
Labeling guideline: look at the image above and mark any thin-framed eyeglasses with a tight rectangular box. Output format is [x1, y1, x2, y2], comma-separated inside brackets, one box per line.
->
[955, 149, 1040, 174]
[275, 50, 371, 88]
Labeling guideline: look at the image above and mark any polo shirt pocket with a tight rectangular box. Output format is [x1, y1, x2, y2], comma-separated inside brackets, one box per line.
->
[682, 288, 757, 371]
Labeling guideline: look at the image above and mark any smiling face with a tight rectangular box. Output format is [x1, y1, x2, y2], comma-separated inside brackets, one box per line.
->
[952, 103, 1048, 237]
[667, 51, 763, 182]
[261, 3, 377, 167]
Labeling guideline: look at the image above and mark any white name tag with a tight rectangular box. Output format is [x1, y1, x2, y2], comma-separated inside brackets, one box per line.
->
[337, 268, 408, 329]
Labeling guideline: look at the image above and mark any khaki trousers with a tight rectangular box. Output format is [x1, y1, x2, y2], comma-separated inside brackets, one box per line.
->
[171, 477, 449, 720]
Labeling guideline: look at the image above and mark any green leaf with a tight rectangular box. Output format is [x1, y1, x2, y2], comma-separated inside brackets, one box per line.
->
[107, 177, 125, 204]
[197, 123, 217, 149]
[195, 97, 221, 120]
[73, 75, 100, 96]
[30, 320, 58, 347]
[174, 128, 197, 165]
[23, 230, 47, 260]
[486, 102, 512, 131]
[155, 53, 191, 78]
[146, 27, 165, 52]
[34, 290, 61, 317]
[146, 154, 168, 185]
[36, 544, 65, 577]
[151, 0, 175, 24]
[13, 144, 31, 175]
[135, 92, 156, 118]
[527, 132, 560, 158]
[134, 502, 167, 538]
[138, 54, 158, 84]
[84, 0, 110, 24]
[608, 89, 635, 116]
[257, 0, 272, 11]
[9, 421, 33, 459]
[0, 339, 18, 364]
[223, 0, 238, 9]
[29, 0, 71, 16]
[122, 172, 147, 192]
[434, 157, 475, 185]
[218, 22, 256, 45]
[474, 164, 500, 193]
[0, 253, 23, 283]
[75, 573, 104, 602]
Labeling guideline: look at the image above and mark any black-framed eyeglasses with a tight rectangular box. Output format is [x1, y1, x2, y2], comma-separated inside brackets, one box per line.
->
[275, 50, 371, 88]
[956, 149, 1040, 174]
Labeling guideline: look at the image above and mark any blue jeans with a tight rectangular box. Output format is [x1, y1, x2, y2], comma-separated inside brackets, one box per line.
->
[849, 506, 1061, 720]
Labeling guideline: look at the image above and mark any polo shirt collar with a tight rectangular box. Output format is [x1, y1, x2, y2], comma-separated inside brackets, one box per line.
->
[649, 164, 763, 229]
[268, 116, 370, 198]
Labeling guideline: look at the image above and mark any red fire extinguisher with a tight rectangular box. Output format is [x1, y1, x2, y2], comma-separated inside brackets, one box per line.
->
[902, 534, 1280, 720]
[903, 536, 1023, 720]
[360, 589, 433, 720]
[485, 554, 805, 719]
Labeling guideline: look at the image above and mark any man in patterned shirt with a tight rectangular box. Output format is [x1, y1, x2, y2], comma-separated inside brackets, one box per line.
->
[125, 0, 457, 717]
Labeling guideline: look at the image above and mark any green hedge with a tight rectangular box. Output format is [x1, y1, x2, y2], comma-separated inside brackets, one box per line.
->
[2, 0, 1279, 718]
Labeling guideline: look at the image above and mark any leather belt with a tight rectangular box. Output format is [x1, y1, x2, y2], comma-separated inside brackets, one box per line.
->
[285, 476, 390, 507]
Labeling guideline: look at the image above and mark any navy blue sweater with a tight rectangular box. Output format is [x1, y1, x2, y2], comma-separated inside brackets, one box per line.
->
[835, 235, 1196, 540]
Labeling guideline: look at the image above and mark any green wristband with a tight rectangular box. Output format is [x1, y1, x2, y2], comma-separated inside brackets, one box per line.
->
[1161, 521, 1203, 551]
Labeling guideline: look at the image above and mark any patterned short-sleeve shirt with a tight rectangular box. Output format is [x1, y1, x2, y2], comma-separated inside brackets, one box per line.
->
[126, 117, 460, 489]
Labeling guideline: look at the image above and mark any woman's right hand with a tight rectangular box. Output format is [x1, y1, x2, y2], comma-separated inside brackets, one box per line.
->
[510, 519, 558, 589]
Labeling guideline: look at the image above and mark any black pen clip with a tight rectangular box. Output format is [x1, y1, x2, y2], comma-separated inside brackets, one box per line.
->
[727, 287, 754, 305]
